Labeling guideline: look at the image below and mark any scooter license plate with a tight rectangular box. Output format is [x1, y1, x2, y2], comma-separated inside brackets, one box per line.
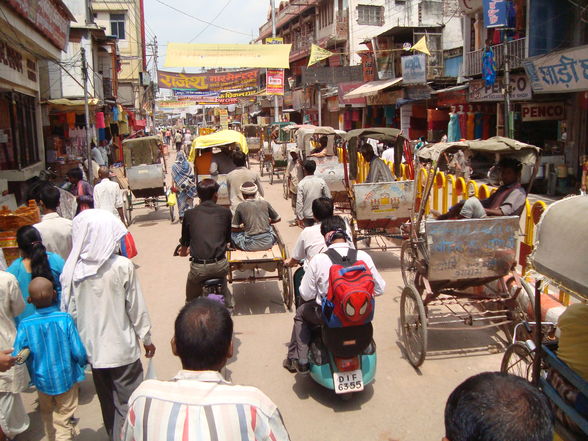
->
[333, 370, 364, 394]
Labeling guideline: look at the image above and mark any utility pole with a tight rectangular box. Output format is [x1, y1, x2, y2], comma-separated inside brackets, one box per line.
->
[152, 37, 158, 132]
[317, 85, 322, 126]
[503, 30, 512, 138]
[270, 0, 280, 122]
[81, 47, 93, 185]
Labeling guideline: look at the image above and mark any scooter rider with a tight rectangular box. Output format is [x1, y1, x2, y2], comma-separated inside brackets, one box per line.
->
[283, 215, 386, 373]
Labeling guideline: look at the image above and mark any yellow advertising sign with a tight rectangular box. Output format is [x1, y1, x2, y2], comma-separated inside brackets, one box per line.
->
[164, 43, 292, 69]
[266, 37, 284, 45]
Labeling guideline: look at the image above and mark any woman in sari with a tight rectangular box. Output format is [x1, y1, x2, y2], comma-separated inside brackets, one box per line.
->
[66, 167, 93, 214]
[171, 151, 198, 221]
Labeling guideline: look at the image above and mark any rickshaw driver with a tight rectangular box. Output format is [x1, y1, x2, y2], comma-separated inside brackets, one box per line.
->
[309, 136, 328, 158]
[434, 157, 526, 220]
[358, 142, 394, 183]
[210, 143, 237, 176]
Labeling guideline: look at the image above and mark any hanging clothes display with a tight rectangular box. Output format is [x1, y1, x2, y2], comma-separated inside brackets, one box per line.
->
[482, 48, 497, 87]
[474, 113, 484, 139]
[466, 112, 475, 140]
[447, 113, 461, 142]
[458, 110, 467, 138]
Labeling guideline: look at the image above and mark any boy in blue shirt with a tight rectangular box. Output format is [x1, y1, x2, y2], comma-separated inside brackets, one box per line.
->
[13, 277, 87, 441]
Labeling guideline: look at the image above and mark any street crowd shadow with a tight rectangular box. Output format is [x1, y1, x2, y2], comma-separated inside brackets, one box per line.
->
[129, 206, 174, 225]
[224, 332, 243, 382]
[291, 375, 375, 412]
[232, 281, 288, 316]
[366, 249, 401, 270]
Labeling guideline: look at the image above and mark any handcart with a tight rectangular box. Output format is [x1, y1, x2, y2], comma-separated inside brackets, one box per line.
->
[399, 137, 541, 368]
[122, 136, 173, 225]
[344, 128, 413, 248]
[501, 195, 588, 441]
[226, 228, 294, 311]
[260, 122, 295, 184]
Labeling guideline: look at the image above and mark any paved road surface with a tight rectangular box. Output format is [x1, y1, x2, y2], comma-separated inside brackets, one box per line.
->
[19, 156, 508, 441]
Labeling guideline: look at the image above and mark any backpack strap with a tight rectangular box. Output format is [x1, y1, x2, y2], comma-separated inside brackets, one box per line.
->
[324, 247, 358, 268]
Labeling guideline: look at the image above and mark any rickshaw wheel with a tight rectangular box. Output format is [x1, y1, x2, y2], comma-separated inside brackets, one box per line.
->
[500, 342, 534, 381]
[400, 240, 418, 286]
[400, 284, 427, 368]
[168, 203, 175, 223]
[125, 191, 133, 226]
[282, 267, 294, 311]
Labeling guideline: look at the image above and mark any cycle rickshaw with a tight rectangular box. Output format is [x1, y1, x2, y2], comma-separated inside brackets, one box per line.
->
[399, 137, 541, 368]
[343, 128, 414, 250]
[501, 195, 588, 440]
[260, 122, 295, 184]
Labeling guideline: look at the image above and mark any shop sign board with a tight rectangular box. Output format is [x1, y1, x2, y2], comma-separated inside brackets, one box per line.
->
[523, 45, 588, 94]
[482, 0, 508, 28]
[366, 90, 405, 106]
[6, 0, 71, 51]
[458, 0, 483, 13]
[469, 74, 532, 102]
[302, 66, 363, 86]
[158, 69, 259, 91]
[266, 69, 285, 95]
[219, 109, 229, 130]
[406, 85, 432, 100]
[521, 102, 566, 121]
[338, 82, 366, 107]
[401, 54, 427, 84]
[327, 96, 339, 112]
[0, 39, 38, 90]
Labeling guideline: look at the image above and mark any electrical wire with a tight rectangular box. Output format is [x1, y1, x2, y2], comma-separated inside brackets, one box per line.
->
[188, 0, 234, 43]
[153, 0, 251, 37]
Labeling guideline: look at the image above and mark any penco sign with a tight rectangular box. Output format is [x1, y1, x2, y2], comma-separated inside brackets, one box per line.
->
[521, 102, 566, 122]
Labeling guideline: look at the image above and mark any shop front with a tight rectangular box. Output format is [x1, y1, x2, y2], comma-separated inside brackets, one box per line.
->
[0, 0, 72, 201]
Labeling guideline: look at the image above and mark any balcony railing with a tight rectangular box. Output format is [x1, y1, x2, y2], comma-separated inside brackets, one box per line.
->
[465, 37, 526, 77]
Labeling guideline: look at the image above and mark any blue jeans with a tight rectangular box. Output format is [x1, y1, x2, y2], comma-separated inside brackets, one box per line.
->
[231, 231, 276, 251]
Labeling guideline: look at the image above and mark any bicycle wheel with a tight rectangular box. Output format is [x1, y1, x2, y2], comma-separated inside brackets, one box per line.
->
[400, 284, 428, 368]
[400, 240, 418, 286]
[501, 342, 534, 381]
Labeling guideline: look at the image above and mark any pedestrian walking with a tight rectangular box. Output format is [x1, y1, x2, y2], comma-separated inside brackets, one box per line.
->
[93, 166, 126, 225]
[0, 271, 29, 440]
[122, 298, 290, 441]
[171, 151, 198, 221]
[13, 277, 87, 441]
[7, 226, 64, 325]
[34, 185, 73, 260]
[66, 167, 93, 213]
[296, 159, 331, 227]
[174, 130, 183, 152]
[60, 209, 155, 441]
[178, 179, 233, 308]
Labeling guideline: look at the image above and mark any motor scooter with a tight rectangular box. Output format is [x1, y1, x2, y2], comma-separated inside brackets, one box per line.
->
[307, 323, 376, 398]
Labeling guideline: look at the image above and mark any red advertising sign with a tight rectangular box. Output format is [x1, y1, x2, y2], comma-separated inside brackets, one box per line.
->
[521, 102, 566, 122]
[266, 69, 284, 96]
[6, 0, 71, 51]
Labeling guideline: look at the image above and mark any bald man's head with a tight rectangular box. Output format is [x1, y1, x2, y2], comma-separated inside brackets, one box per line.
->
[28, 277, 56, 308]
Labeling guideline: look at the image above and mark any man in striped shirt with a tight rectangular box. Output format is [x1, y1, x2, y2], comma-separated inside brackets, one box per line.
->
[122, 298, 290, 441]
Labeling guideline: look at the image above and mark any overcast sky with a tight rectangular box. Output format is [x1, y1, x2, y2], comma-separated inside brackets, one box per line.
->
[144, 0, 271, 72]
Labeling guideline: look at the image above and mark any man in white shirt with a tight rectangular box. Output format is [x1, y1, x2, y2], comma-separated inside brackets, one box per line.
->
[60, 209, 155, 441]
[381, 145, 395, 162]
[93, 167, 126, 225]
[34, 185, 73, 260]
[225, 151, 263, 211]
[283, 216, 385, 373]
[91, 143, 106, 166]
[122, 298, 290, 441]
[296, 159, 331, 227]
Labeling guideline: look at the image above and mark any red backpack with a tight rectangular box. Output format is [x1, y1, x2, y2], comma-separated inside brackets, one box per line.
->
[321, 248, 375, 328]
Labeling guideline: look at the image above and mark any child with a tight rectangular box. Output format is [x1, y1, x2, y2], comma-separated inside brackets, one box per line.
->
[13, 277, 87, 441]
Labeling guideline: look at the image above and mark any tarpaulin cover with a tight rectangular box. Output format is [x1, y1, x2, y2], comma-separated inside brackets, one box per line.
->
[164, 43, 292, 69]
[189, 129, 248, 163]
[530, 195, 588, 298]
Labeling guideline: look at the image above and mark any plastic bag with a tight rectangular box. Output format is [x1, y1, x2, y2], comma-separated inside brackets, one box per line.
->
[145, 358, 157, 381]
[167, 191, 177, 207]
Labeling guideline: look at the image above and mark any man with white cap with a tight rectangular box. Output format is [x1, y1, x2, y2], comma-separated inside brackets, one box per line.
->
[60, 209, 155, 441]
[231, 182, 281, 251]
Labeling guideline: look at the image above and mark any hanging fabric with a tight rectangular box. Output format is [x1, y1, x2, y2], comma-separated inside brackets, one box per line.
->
[482, 47, 497, 87]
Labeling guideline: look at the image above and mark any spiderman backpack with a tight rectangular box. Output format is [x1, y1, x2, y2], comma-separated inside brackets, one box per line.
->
[321, 248, 375, 328]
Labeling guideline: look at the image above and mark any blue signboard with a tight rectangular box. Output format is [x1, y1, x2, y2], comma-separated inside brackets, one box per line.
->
[482, 0, 508, 28]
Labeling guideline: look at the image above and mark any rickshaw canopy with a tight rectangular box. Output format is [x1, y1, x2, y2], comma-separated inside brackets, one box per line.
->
[191, 129, 248, 154]
[122, 135, 161, 168]
[416, 137, 541, 167]
[345, 127, 403, 143]
[530, 195, 588, 298]
[296, 126, 343, 156]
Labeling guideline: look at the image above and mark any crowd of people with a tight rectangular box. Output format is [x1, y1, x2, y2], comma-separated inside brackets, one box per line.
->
[0, 129, 572, 441]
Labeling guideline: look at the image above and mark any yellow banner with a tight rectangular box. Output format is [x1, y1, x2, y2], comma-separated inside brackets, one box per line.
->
[308, 44, 334, 67]
[164, 43, 292, 69]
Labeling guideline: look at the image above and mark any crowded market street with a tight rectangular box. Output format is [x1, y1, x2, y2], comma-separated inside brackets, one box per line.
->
[18, 156, 507, 441]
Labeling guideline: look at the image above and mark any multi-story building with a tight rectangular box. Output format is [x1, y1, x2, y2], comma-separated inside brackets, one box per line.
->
[0, 0, 73, 200]
[91, 0, 148, 113]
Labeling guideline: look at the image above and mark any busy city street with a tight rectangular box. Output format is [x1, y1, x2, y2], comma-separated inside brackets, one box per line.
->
[1, 0, 587, 440]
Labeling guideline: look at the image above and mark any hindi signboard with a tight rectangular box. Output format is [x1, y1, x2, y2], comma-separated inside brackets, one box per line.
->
[158, 69, 259, 91]
[482, 0, 508, 28]
[469, 74, 532, 101]
[523, 45, 588, 94]
[352, 181, 414, 223]
[266, 69, 285, 95]
[401, 54, 427, 84]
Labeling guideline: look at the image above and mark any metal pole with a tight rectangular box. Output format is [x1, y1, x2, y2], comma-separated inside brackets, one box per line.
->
[503, 31, 512, 138]
[270, 0, 280, 122]
[81, 47, 93, 186]
[317, 85, 322, 126]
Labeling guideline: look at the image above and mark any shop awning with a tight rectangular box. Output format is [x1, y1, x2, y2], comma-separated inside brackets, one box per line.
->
[343, 77, 403, 99]
[44, 98, 100, 109]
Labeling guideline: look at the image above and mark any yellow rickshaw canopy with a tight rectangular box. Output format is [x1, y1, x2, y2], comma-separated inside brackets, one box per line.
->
[189, 129, 248, 162]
